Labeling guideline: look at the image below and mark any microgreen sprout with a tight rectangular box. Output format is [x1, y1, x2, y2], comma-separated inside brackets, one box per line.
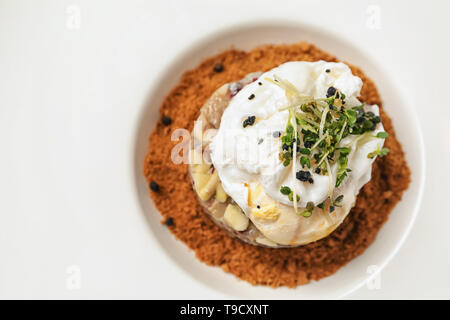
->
[280, 186, 300, 202]
[300, 156, 311, 168]
[332, 195, 344, 207]
[368, 147, 390, 159]
[270, 75, 385, 219]
[280, 186, 291, 195]
[299, 201, 315, 218]
[376, 131, 389, 139]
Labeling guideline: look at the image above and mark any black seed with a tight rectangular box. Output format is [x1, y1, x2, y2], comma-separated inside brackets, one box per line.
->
[304, 141, 313, 148]
[164, 217, 174, 226]
[258, 82, 262, 86]
[326, 86, 337, 98]
[273, 131, 281, 138]
[326, 69, 330, 73]
[296, 170, 311, 182]
[308, 178, 314, 184]
[150, 181, 160, 192]
[248, 94, 255, 100]
[329, 206, 335, 213]
[243, 115, 256, 128]
[213, 63, 224, 73]
[161, 116, 172, 126]
[315, 168, 321, 174]
[257, 205, 261, 209]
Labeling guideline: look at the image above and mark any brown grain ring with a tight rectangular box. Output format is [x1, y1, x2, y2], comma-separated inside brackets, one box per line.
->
[143, 42, 411, 287]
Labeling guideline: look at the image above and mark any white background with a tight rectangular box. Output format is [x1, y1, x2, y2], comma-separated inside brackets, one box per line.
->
[0, 0, 449, 299]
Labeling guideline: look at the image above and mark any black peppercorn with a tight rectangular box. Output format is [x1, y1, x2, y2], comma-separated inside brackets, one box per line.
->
[326, 69, 330, 73]
[258, 82, 262, 86]
[296, 170, 311, 182]
[149, 181, 160, 192]
[315, 168, 321, 174]
[165, 217, 174, 226]
[248, 94, 255, 100]
[326, 86, 337, 98]
[308, 177, 314, 184]
[243, 115, 256, 128]
[213, 63, 223, 73]
[304, 141, 313, 148]
[161, 116, 172, 126]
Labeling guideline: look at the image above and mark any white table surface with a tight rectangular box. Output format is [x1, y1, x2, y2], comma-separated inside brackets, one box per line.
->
[0, 0, 449, 299]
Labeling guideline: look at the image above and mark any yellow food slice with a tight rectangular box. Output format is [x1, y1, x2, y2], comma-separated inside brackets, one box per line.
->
[215, 183, 228, 203]
[191, 163, 211, 174]
[247, 184, 280, 220]
[251, 203, 279, 220]
[223, 204, 249, 231]
[192, 172, 210, 192]
[197, 171, 219, 201]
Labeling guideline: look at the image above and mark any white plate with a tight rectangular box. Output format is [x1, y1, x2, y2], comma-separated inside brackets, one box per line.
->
[134, 22, 425, 299]
[1, 1, 436, 299]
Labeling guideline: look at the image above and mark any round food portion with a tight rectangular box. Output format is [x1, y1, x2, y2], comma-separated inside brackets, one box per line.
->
[144, 42, 411, 287]
[189, 61, 387, 247]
